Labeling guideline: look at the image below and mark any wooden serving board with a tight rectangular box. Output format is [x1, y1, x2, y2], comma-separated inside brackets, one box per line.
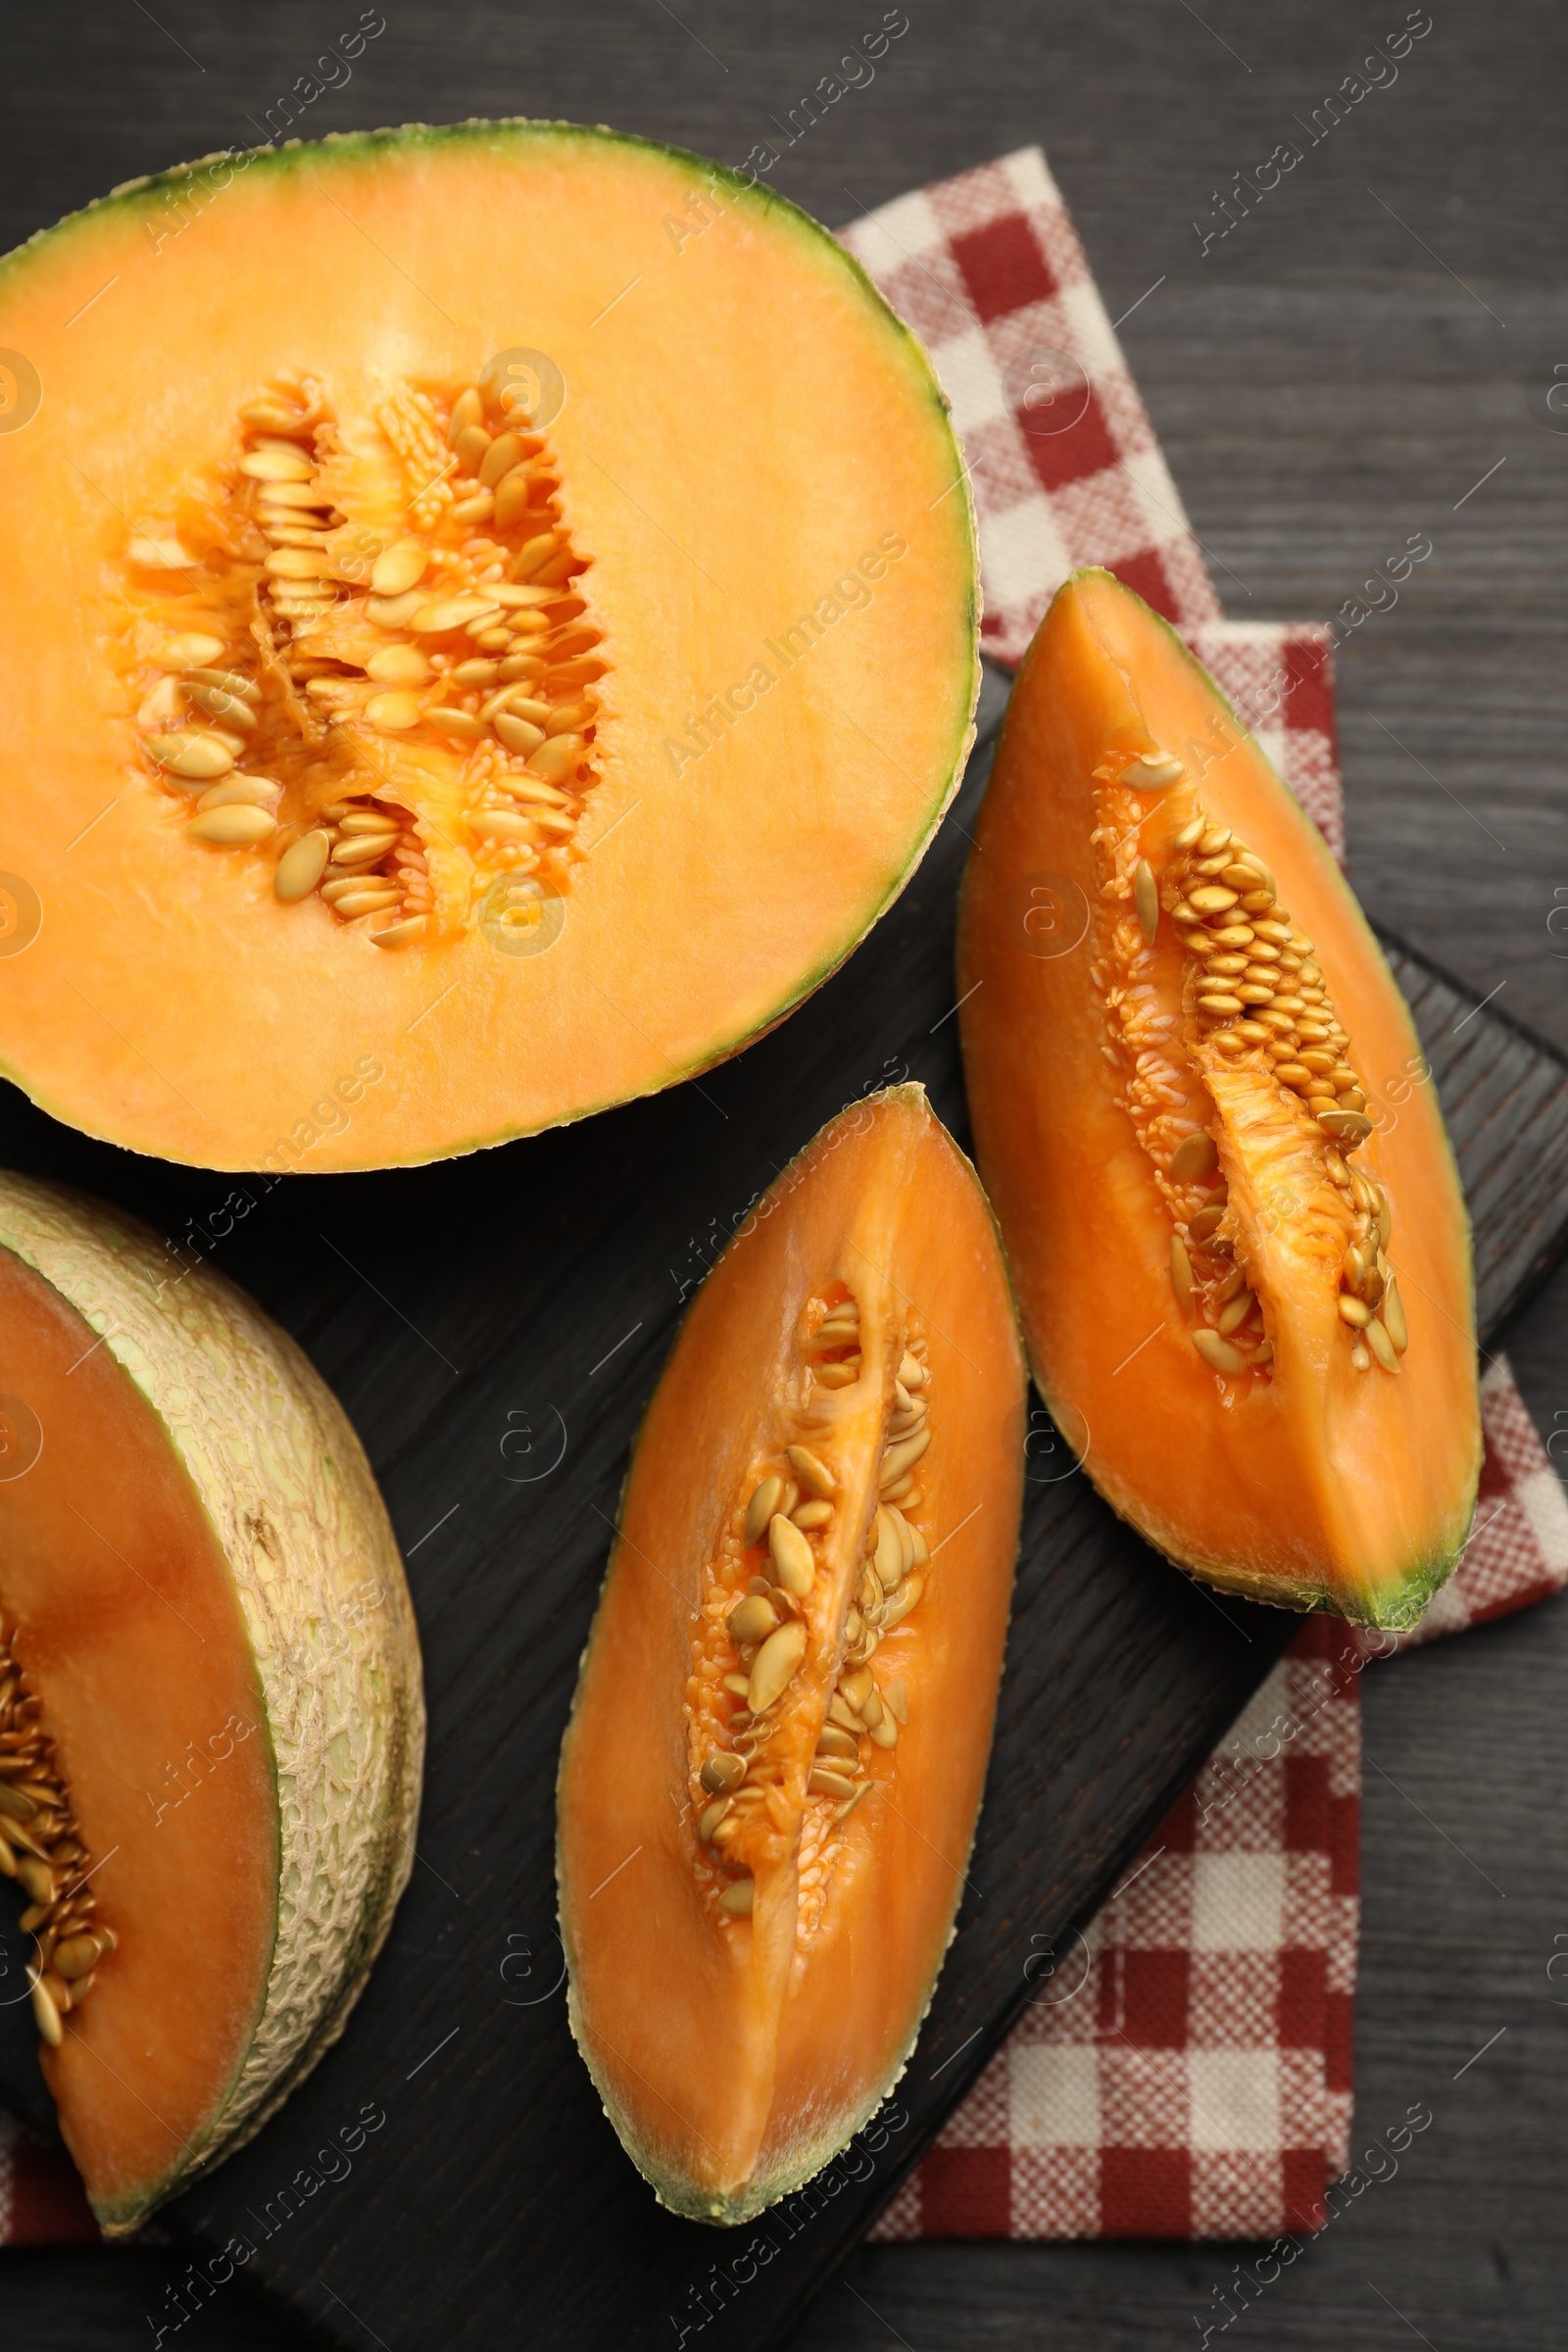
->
[0, 670, 1564, 2351]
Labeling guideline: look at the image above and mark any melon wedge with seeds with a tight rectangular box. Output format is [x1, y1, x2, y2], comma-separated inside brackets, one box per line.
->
[957, 569, 1479, 1628]
[0, 1172, 423, 2230]
[0, 121, 977, 1172]
[557, 1085, 1026, 2220]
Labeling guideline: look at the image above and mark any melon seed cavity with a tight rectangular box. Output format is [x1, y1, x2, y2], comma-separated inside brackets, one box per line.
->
[1100, 768, 1408, 1385]
[119, 366, 606, 950]
[688, 1292, 932, 1941]
[0, 1619, 116, 2052]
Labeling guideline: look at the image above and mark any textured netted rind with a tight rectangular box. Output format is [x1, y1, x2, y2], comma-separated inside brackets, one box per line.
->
[0, 1173, 423, 2222]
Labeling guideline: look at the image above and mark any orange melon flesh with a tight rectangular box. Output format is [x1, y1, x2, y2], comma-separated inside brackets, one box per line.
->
[0, 1244, 275, 2218]
[557, 1086, 1025, 2219]
[0, 122, 977, 1171]
[958, 570, 1479, 1626]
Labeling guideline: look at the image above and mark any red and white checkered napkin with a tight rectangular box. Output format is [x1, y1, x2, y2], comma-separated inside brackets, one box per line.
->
[836, 147, 1568, 2243]
[0, 146, 1560, 2258]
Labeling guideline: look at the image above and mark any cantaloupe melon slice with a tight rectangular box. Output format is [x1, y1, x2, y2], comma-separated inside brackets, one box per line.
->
[0, 1173, 422, 2230]
[958, 571, 1479, 1626]
[0, 122, 977, 1171]
[558, 1087, 1025, 2219]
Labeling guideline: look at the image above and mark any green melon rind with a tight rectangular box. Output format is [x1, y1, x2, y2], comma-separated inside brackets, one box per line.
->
[0, 122, 980, 1175]
[559, 1085, 1018, 2222]
[987, 569, 1480, 1631]
[0, 1173, 424, 2229]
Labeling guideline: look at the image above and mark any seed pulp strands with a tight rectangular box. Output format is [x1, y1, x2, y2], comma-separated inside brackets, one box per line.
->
[1096, 755, 1408, 1385]
[686, 1289, 934, 1945]
[0, 1621, 115, 2052]
[122, 373, 608, 948]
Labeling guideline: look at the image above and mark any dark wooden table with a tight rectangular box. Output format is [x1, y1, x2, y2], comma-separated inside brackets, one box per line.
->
[2, 3, 1565, 2344]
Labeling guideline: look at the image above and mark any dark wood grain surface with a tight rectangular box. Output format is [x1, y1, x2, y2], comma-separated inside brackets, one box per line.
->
[0, 2, 1564, 2346]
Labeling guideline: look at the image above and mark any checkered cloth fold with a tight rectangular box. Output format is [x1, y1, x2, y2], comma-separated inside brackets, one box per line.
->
[0, 143, 1561, 2254]
[837, 147, 1568, 2244]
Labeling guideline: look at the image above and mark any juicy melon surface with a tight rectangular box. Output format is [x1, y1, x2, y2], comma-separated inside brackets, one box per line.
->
[0, 121, 977, 1171]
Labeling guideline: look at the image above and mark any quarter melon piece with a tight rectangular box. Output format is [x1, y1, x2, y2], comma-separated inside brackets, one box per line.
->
[0, 122, 977, 1172]
[0, 1173, 423, 2230]
[557, 1085, 1025, 2220]
[958, 571, 1479, 1627]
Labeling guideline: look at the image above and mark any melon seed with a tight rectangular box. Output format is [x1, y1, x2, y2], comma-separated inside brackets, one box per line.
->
[748, 1620, 807, 1713]
[152, 632, 226, 670]
[495, 711, 547, 757]
[1383, 1277, 1408, 1353]
[722, 1674, 751, 1700]
[792, 1499, 833, 1531]
[1121, 752, 1184, 791]
[815, 1726, 860, 1762]
[866, 1710, 898, 1750]
[187, 805, 276, 848]
[16, 1856, 53, 1905]
[197, 775, 278, 812]
[149, 730, 234, 781]
[744, 1476, 783, 1546]
[1217, 1291, 1257, 1337]
[1170, 1235, 1194, 1312]
[828, 1692, 861, 1733]
[1190, 1203, 1225, 1241]
[1133, 858, 1158, 945]
[718, 1878, 755, 1917]
[786, 1445, 836, 1498]
[528, 734, 586, 785]
[28, 1972, 63, 2049]
[879, 1428, 930, 1489]
[1169, 1132, 1218, 1184]
[808, 1766, 858, 1801]
[1193, 1329, 1245, 1375]
[184, 679, 256, 728]
[768, 1515, 815, 1597]
[727, 1594, 779, 1644]
[698, 1797, 732, 1841]
[878, 1577, 922, 1630]
[1338, 1295, 1370, 1328]
[700, 1752, 747, 1796]
[274, 831, 332, 903]
[52, 1934, 102, 1979]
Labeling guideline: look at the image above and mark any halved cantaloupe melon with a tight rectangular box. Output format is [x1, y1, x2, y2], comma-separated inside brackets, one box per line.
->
[0, 122, 977, 1171]
[558, 1085, 1026, 2220]
[958, 571, 1479, 1626]
[0, 1173, 422, 2230]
